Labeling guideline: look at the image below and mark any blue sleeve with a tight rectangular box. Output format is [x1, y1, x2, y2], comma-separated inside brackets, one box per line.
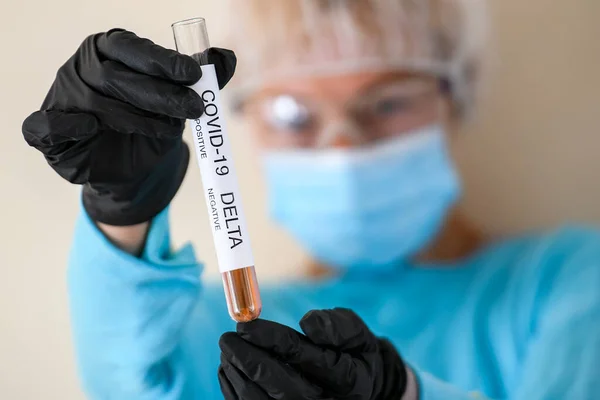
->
[414, 371, 491, 400]
[509, 228, 600, 399]
[413, 227, 600, 400]
[67, 206, 202, 399]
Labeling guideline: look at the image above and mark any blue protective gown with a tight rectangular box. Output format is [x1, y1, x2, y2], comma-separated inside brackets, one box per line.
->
[68, 207, 600, 400]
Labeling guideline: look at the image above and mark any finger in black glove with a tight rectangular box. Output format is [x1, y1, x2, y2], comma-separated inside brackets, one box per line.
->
[219, 332, 327, 400]
[219, 308, 407, 400]
[22, 29, 236, 226]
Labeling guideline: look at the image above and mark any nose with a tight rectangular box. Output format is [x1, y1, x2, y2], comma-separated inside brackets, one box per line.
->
[329, 134, 355, 149]
[318, 120, 364, 149]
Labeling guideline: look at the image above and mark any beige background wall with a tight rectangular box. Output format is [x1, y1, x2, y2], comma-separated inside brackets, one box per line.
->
[0, 0, 598, 398]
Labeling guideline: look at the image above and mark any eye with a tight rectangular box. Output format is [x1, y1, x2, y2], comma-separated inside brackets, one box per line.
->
[264, 95, 313, 132]
[373, 97, 411, 116]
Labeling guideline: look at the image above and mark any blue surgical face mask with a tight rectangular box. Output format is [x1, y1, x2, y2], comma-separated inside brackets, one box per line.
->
[262, 125, 461, 273]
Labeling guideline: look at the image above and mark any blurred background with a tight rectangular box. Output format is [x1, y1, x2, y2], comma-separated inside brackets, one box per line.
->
[0, 0, 599, 398]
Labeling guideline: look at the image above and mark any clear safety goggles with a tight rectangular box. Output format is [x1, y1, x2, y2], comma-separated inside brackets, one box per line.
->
[243, 77, 445, 149]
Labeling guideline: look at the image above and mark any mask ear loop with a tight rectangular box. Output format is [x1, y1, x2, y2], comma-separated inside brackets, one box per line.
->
[315, 119, 366, 148]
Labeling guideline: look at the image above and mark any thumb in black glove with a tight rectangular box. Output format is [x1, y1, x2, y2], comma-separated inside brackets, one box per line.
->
[218, 308, 408, 400]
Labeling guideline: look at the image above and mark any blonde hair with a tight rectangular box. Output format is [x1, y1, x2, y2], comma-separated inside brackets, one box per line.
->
[225, 0, 489, 118]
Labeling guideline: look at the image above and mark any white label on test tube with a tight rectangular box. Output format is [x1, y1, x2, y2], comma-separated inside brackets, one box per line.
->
[188, 65, 254, 273]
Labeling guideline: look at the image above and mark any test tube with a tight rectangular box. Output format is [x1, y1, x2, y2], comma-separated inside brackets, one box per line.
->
[172, 17, 262, 322]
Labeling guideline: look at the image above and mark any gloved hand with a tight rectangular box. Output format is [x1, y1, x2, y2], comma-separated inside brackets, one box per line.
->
[218, 308, 408, 400]
[22, 29, 236, 226]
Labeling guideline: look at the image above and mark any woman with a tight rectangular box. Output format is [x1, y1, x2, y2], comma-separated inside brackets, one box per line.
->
[22, 1, 600, 399]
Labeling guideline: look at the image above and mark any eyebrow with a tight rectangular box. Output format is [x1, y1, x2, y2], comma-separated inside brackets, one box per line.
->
[356, 72, 439, 96]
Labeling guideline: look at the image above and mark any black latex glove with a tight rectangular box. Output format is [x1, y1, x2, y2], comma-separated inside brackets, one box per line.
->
[22, 29, 236, 226]
[218, 308, 408, 400]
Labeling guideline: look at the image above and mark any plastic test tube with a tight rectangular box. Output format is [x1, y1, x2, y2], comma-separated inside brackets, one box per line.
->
[171, 17, 262, 322]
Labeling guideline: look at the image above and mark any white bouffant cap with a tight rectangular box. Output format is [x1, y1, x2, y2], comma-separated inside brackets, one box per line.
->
[225, 0, 489, 119]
